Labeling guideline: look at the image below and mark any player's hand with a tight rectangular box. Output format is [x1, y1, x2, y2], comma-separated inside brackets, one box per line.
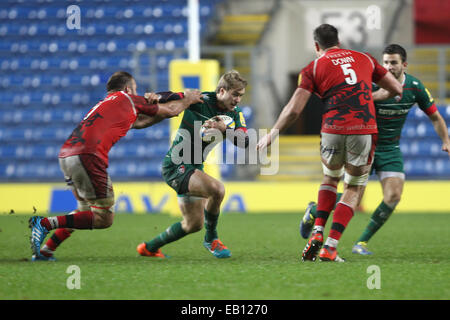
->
[144, 92, 159, 104]
[257, 130, 279, 151]
[256, 133, 271, 151]
[183, 89, 203, 105]
[203, 117, 226, 133]
[442, 141, 450, 157]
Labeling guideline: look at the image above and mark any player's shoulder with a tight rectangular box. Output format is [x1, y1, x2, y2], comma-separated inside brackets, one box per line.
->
[100, 91, 129, 106]
[231, 105, 243, 114]
[186, 91, 213, 110]
[405, 73, 424, 88]
[301, 59, 316, 73]
[201, 91, 216, 103]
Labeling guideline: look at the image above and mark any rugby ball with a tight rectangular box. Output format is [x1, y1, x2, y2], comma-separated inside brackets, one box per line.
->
[200, 115, 235, 142]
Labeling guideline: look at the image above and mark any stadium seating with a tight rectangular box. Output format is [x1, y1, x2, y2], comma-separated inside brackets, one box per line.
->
[0, 0, 239, 182]
[399, 105, 450, 178]
[0, 0, 446, 181]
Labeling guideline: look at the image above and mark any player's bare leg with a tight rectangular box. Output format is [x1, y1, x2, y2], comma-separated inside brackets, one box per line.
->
[187, 170, 230, 258]
[33, 190, 85, 261]
[302, 161, 342, 261]
[319, 163, 370, 262]
[179, 197, 206, 234]
[38, 186, 116, 259]
[36, 195, 85, 261]
[29, 195, 115, 260]
[137, 195, 205, 258]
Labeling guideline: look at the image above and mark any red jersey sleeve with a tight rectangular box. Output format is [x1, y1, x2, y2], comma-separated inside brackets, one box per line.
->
[423, 102, 438, 116]
[297, 61, 316, 93]
[365, 53, 388, 83]
[129, 95, 159, 116]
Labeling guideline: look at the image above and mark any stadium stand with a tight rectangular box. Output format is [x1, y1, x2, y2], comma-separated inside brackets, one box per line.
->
[400, 105, 450, 179]
[0, 0, 446, 182]
[0, 0, 234, 182]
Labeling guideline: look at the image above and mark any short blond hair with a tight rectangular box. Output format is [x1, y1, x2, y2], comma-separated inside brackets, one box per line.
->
[216, 70, 247, 93]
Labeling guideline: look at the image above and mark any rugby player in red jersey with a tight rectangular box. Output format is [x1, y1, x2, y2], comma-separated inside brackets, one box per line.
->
[29, 71, 203, 261]
[257, 24, 403, 262]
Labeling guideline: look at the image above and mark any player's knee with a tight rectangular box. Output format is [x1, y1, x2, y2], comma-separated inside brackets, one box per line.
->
[189, 221, 203, 233]
[94, 211, 114, 229]
[322, 163, 344, 182]
[344, 172, 369, 186]
[209, 181, 225, 201]
[89, 197, 115, 228]
[183, 217, 203, 234]
[91, 197, 115, 208]
[384, 192, 401, 205]
[322, 174, 340, 185]
[77, 200, 91, 212]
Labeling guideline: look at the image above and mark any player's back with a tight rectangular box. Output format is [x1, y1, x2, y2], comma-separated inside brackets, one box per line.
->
[300, 48, 387, 135]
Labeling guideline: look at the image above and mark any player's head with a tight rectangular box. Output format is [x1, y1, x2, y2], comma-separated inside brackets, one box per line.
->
[382, 44, 407, 80]
[313, 24, 340, 54]
[216, 70, 247, 111]
[106, 71, 137, 95]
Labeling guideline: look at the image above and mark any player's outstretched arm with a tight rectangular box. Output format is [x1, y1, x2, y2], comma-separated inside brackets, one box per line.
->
[132, 113, 164, 129]
[428, 111, 450, 157]
[257, 88, 311, 150]
[374, 71, 403, 101]
[132, 90, 203, 129]
[157, 89, 203, 118]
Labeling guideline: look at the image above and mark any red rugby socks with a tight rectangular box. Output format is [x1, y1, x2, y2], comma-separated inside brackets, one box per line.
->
[313, 184, 337, 233]
[40, 210, 94, 230]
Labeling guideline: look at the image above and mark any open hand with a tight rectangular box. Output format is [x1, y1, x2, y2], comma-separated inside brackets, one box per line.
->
[184, 89, 203, 105]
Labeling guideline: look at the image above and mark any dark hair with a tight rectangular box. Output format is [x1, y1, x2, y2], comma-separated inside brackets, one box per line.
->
[313, 24, 339, 49]
[106, 71, 134, 92]
[383, 44, 407, 62]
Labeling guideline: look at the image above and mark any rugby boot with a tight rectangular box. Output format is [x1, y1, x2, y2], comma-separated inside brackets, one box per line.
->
[301, 232, 323, 261]
[29, 216, 49, 257]
[300, 201, 316, 239]
[319, 246, 345, 262]
[137, 243, 168, 258]
[203, 239, 231, 258]
[352, 241, 373, 255]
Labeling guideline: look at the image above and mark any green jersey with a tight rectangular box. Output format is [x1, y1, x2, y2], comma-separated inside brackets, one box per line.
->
[166, 91, 247, 165]
[374, 73, 435, 146]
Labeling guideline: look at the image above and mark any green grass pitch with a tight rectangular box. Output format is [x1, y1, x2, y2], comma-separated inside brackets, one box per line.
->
[0, 212, 449, 300]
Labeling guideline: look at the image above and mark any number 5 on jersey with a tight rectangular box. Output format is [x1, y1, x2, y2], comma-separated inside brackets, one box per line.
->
[341, 63, 357, 85]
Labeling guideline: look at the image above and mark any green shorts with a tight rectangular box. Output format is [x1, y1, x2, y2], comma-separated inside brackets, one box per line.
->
[161, 157, 204, 195]
[371, 144, 404, 175]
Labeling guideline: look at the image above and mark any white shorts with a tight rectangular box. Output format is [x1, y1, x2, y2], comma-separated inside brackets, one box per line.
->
[59, 154, 114, 201]
[320, 133, 376, 168]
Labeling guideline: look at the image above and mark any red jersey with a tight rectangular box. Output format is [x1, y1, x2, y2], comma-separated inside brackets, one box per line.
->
[59, 91, 159, 166]
[298, 48, 387, 135]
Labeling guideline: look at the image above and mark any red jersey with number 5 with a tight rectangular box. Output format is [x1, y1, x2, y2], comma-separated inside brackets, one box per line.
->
[298, 48, 387, 135]
[59, 91, 159, 166]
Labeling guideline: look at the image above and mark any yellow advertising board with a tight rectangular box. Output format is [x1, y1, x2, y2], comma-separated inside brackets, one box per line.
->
[1, 181, 449, 215]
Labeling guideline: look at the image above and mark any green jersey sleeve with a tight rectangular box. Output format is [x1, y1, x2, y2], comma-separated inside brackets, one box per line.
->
[413, 78, 435, 113]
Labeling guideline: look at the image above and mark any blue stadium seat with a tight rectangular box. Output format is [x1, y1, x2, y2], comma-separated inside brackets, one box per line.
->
[400, 139, 445, 158]
[0, 0, 225, 181]
[0, 161, 61, 181]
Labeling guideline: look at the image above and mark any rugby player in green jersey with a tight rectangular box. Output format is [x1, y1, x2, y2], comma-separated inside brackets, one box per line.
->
[137, 70, 249, 258]
[300, 44, 450, 255]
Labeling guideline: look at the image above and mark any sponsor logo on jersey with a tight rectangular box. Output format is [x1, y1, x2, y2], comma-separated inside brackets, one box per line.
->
[378, 108, 409, 115]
